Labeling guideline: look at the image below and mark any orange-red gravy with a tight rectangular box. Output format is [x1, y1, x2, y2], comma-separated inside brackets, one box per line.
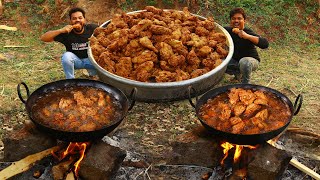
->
[199, 88, 291, 134]
[32, 86, 121, 132]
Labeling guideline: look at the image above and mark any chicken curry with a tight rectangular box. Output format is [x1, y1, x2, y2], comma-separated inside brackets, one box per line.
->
[32, 86, 121, 132]
[199, 88, 291, 135]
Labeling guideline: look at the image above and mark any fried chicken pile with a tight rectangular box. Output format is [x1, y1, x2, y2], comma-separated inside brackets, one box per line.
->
[199, 88, 291, 135]
[89, 6, 229, 82]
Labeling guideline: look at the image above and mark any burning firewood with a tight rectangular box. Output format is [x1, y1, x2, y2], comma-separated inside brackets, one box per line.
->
[65, 171, 75, 180]
[52, 157, 75, 180]
[0, 146, 60, 179]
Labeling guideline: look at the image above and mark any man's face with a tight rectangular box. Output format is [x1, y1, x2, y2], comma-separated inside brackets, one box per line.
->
[230, 13, 245, 30]
[70, 11, 86, 32]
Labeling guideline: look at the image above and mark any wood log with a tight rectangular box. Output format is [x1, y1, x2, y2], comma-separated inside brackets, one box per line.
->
[52, 157, 75, 180]
[287, 127, 320, 139]
[0, 25, 17, 31]
[0, 146, 60, 179]
[4, 45, 28, 48]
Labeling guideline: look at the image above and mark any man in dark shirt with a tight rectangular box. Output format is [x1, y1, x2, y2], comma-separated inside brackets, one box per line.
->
[224, 8, 269, 83]
[40, 7, 98, 79]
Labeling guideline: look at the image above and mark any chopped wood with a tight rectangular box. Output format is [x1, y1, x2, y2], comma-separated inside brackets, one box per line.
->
[0, 146, 60, 179]
[290, 158, 320, 180]
[52, 157, 75, 180]
[4, 45, 28, 48]
[0, 25, 17, 31]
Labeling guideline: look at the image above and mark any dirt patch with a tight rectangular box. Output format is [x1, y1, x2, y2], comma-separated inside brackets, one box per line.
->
[77, 0, 124, 25]
[76, 0, 200, 25]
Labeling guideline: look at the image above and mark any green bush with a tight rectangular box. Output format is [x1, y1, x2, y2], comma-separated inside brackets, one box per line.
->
[197, 0, 318, 46]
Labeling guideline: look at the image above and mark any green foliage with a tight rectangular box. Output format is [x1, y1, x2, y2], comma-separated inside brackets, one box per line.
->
[35, 0, 46, 3]
[163, 0, 174, 6]
[48, 0, 57, 7]
[4, 3, 55, 32]
[2, 2, 19, 19]
[63, 0, 78, 3]
[119, 0, 136, 11]
[145, 0, 157, 6]
[197, 0, 318, 46]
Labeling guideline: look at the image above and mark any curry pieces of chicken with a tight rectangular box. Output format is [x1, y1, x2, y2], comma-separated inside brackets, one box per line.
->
[89, 6, 228, 82]
[199, 88, 291, 134]
[32, 87, 121, 132]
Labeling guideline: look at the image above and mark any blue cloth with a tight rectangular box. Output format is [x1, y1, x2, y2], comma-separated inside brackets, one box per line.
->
[61, 51, 97, 79]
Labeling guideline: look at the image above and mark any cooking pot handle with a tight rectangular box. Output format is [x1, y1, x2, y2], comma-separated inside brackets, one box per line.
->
[128, 87, 137, 111]
[17, 82, 30, 104]
[188, 86, 198, 108]
[293, 94, 303, 115]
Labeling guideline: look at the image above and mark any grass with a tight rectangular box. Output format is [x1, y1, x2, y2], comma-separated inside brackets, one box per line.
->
[0, 0, 319, 140]
[251, 46, 320, 130]
[0, 30, 65, 137]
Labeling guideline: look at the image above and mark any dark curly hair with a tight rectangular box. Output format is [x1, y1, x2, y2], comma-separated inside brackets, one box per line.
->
[68, 7, 86, 19]
[229, 7, 246, 20]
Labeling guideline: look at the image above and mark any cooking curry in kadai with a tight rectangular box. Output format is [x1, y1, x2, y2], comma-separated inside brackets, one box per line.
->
[199, 88, 291, 135]
[31, 86, 121, 132]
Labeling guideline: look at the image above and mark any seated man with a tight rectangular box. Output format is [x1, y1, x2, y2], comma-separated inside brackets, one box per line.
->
[40, 7, 98, 79]
[224, 7, 269, 83]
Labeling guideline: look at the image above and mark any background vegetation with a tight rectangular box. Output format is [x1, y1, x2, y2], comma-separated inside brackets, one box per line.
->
[0, 0, 319, 140]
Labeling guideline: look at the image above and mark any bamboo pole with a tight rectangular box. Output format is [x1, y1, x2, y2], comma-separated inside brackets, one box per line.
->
[268, 141, 320, 179]
[290, 158, 320, 180]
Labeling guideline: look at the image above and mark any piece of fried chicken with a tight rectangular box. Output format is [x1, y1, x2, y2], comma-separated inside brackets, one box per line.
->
[158, 42, 174, 60]
[115, 57, 133, 78]
[139, 36, 158, 52]
[155, 70, 176, 82]
[132, 50, 158, 64]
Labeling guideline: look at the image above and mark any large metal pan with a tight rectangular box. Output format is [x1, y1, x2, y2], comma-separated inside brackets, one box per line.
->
[188, 84, 303, 145]
[88, 10, 234, 102]
[17, 79, 136, 142]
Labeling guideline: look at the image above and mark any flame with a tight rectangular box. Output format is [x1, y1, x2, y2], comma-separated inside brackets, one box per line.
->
[234, 145, 243, 162]
[220, 142, 258, 164]
[267, 136, 284, 150]
[267, 139, 276, 146]
[220, 142, 234, 165]
[73, 142, 89, 177]
[267, 135, 281, 146]
[53, 142, 91, 177]
[234, 168, 247, 179]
